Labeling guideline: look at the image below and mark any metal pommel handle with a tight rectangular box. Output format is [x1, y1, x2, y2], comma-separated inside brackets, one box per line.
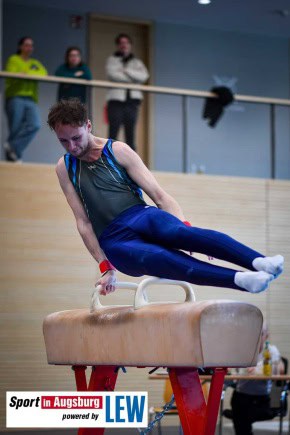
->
[90, 281, 139, 312]
[134, 277, 196, 310]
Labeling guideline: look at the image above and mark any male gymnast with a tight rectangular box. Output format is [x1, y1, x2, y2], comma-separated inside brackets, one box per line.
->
[47, 99, 284, 296]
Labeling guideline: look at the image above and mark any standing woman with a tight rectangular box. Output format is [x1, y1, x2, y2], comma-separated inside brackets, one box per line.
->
[55, 47, 92, 104]
[4, 36, 47, 162]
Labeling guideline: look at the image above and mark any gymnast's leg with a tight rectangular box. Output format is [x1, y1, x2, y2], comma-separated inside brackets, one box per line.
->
[99, 234, 273, 293]
[127, 206, 284, 277]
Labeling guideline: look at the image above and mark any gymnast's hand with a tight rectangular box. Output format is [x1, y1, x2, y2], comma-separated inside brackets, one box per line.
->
[96, 270, 117, 296]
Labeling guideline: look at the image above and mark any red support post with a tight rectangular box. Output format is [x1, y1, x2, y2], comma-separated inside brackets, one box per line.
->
[203, 368, 227, 435]
[78, 428, 105, 435]
[88, 365, 118, 392]
[169, 367, 207, 435]
[72, 365, 118, 435]
[169, 367, 227, 435]
[72, 365, 87, 391]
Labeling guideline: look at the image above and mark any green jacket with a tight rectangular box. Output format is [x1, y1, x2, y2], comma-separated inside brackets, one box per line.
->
[5, 54, 47, 102]
[55, 63, 92, 103]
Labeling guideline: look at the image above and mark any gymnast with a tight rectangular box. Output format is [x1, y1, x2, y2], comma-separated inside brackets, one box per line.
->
[47, 99, 284, 296]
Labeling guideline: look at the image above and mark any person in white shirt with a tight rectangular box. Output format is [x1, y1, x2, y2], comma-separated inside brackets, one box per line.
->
[105, 33, 149, 150]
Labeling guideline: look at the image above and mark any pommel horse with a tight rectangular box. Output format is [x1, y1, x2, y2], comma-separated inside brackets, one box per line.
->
[43, 277, 263, 435]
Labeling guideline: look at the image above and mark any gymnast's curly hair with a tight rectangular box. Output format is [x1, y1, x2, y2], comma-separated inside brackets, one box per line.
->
[47, 98, 88, 130]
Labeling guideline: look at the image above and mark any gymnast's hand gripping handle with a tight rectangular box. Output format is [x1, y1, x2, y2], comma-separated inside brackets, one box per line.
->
[134, 277, 196, 310]
[90, 278, 196, 312]
[90, 282, 139, 312]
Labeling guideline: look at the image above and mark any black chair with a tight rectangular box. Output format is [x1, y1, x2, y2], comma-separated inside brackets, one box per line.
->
[220, 357, 289, 435]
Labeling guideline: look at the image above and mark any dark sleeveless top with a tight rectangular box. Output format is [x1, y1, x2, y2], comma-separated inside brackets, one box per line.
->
[64, 139, 146, 238]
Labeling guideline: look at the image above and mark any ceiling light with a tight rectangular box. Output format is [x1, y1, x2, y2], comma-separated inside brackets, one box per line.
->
[198, 0, 211, 4]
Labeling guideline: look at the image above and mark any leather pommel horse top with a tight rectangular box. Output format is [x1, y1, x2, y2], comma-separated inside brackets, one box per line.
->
[43, 278, 263, 368]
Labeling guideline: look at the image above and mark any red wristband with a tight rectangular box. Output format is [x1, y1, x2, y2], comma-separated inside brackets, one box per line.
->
[183, 221, 191, 227]
[99, 260, 116, 274]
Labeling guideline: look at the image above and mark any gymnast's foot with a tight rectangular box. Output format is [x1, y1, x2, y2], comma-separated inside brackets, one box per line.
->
[252, 255, 284, 277]
[234, 271, 274, 293]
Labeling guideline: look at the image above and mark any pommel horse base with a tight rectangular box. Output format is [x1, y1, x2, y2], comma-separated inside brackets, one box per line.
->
[43, 277, 263, 435]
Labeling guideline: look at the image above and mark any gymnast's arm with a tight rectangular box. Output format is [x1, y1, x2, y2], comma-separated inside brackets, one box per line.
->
[112, 141, 185, 221]
[56, 157, 116, 294]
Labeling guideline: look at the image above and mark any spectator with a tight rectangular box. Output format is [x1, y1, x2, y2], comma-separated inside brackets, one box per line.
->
[105, 33, 149, 150]
[4, 36, 47, 162]
[55, 47, 92, 104]
[230, 323, 284, 435]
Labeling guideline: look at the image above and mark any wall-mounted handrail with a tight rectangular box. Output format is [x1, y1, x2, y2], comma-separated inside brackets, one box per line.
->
[0, 71, 288, 178]
[1, 71, 290, 106]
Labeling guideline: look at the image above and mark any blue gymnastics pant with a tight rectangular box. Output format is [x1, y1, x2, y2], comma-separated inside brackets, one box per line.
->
[99, 204, 263, 291]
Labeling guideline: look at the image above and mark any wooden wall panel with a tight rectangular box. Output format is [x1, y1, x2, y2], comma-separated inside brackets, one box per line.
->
[0, 162, 289, 430]
[267, 180, 290, 363]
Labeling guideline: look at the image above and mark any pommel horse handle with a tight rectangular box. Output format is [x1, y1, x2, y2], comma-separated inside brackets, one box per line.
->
[90, 281, 138, 312]
[90, 277, 196, 312]
[135, 277, 196, 309]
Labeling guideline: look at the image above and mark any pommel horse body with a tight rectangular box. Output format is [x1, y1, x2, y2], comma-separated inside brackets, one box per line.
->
[43, 278, 263, 435]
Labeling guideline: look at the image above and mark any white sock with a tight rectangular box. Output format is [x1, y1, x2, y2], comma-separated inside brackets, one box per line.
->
[252, 255, 284, 276]
[234, 271, 274, 293]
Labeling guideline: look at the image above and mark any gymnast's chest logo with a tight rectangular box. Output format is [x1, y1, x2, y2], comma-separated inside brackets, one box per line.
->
[87, 164, 97, 170]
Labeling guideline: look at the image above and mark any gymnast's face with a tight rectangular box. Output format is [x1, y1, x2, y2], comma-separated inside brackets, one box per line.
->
[55, 121, 92, 158]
